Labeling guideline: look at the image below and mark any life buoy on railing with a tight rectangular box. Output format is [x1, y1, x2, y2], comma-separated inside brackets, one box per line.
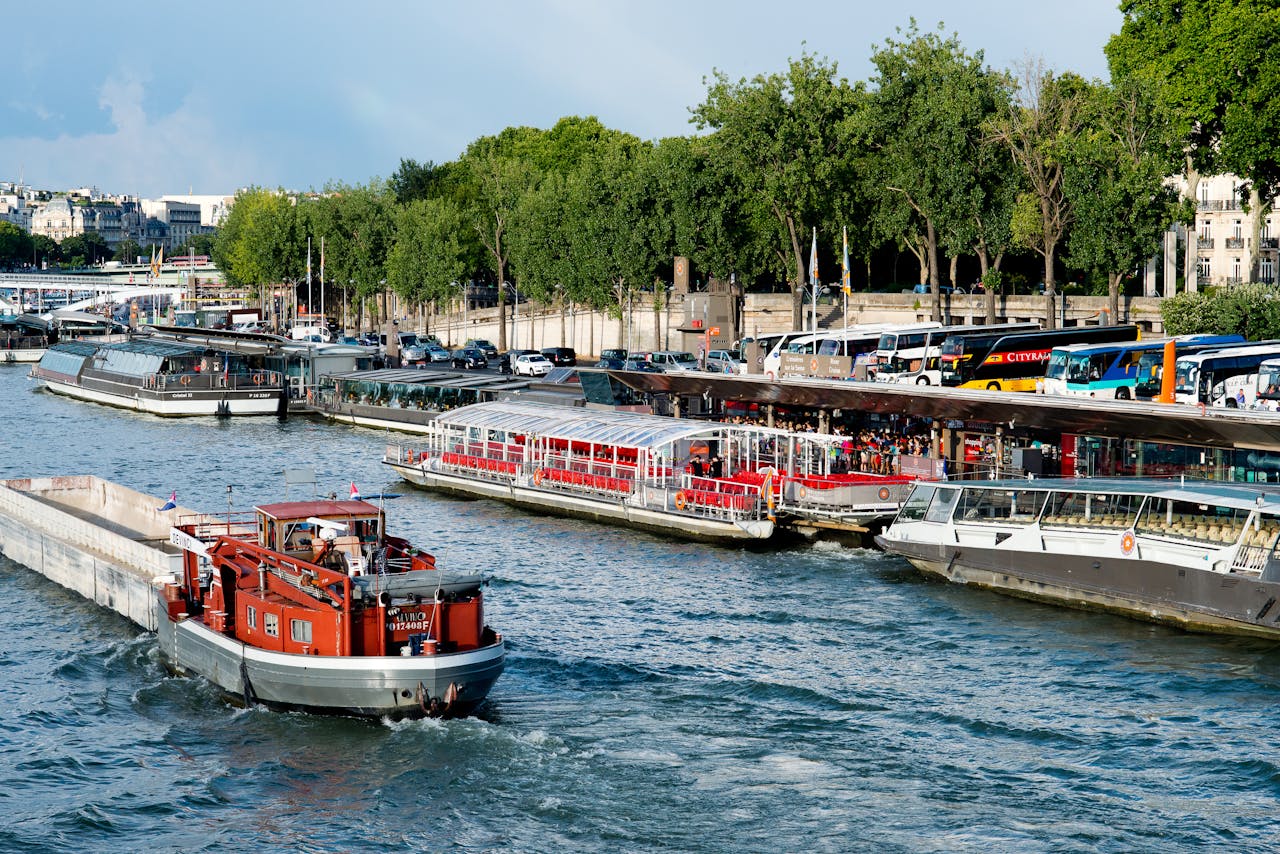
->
[533, 469, 544, 486]
[797, 485, 807, 499]
[674, 491, 688, 511]
[1198, 402, 1206, 416]
[1120, 531, 1136, 556]
[253, 374, 265, 385]
[878, 486, 891, 501]
[406, 450, 416, 464]
[180, 374, 191, 386]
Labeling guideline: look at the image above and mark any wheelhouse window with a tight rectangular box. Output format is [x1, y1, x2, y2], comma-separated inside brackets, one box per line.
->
[924, 487, 962, 523]
[290, 619, 313, 644]
[246, 605, 257, 629]
[897, 485, 936, 521]
[264, 613, 279, 637]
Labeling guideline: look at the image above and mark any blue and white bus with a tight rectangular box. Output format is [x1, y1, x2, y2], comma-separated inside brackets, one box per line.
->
[1175, 342, 1280, 407]
[1132, 335, 1248, 399]
[1043, 335, 1245, 400]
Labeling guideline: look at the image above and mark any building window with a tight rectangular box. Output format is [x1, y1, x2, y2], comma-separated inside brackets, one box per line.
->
[1262, 258, 1275, 283]
[290, 619, 313, 643]
[264, 612, 279, 637]
[1234, 220, 1243, 239]
[1198, 258, 1212, 281]
[1199, 221, 1212, 241]
[1232, 258, 1242, 281]
[246, 605, 257, 629]
[1265, 219, 1273, 240]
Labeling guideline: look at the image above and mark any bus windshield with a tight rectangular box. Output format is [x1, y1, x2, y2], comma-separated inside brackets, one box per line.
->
[1045, 350, 1069, 380]
[1174, 361, 1198, 395]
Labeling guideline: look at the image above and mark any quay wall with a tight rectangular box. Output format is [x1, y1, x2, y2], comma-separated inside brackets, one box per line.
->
[0, 476, 189, 631]
[422, 293, 1168, 358]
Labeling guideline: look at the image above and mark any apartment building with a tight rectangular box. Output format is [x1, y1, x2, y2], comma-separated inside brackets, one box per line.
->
[1186, 174, 1279, 287]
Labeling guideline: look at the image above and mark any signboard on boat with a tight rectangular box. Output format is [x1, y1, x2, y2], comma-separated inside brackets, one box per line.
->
[780, 353, 852, 379]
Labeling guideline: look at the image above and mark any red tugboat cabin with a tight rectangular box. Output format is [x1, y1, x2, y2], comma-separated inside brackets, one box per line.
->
[171, 499, 493, 659]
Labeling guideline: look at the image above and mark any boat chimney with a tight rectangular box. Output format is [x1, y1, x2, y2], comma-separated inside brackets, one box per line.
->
[258, 561, 267, 592]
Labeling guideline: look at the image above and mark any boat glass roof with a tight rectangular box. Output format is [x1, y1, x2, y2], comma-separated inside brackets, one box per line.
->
[436, 400, 729, 449]
[932, 477, 1280, 512]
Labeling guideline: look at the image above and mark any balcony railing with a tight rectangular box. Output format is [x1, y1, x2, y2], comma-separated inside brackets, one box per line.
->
[1225, 237, 1246, 249]
[1198, 237, 1215, 249]
[1197, 199, 1242, 211]
[1262, 237, 1279, 250]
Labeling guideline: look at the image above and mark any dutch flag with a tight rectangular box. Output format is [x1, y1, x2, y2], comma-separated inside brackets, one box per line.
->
[349, 482, 360, 501]
[158, 490, 177, 512]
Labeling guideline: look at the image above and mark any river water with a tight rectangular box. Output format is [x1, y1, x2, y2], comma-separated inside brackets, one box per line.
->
[2, 366, 1280, 852]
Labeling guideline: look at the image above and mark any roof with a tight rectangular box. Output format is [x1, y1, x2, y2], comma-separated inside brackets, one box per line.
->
[256, 499, 381, 520]
[103, 338, 203, 357]
[924, 477, 1280, 513]
[435, 400, 732, 450]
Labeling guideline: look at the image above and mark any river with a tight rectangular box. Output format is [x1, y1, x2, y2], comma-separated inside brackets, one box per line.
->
[2, 365, 1279, 852]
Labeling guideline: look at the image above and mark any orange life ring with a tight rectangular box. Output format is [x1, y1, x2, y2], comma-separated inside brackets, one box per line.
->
[180, 374, 191, 386]
[533, 469, 544, 486]
[253, 374, 264, 385]
[674, 490, 687, 511]
[1198, 402, 1206, 416]
[1121, 531, 1135, 556]
[878, 486, 891, 501]
[406, 450, 416, 464]
[809, 358, 819, 373]
[798, 485, 808, 499]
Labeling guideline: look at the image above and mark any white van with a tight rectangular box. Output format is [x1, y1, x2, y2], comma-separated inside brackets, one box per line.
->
[289, 324, 332, 343]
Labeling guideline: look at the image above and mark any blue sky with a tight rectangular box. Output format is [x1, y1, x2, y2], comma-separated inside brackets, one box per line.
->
[1, 1, 1122, 197]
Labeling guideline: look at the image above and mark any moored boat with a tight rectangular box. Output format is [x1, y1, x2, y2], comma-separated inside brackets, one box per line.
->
[31, 337, 285, 416]
[162, 497, 505, 717]
[875, 477, 1280, 638]
[383, 400, 914, 542]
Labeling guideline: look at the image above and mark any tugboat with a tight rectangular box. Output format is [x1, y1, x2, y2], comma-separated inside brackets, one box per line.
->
[161, 495, 504, 718]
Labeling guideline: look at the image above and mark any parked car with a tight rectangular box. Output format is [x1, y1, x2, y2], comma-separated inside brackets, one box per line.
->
[540, 347, 577, 367]
[620, 358, 662, 373]
[498, 349, 538, 374]
[648, 351, 700, 372]
[401, 339, 429, 364]
[465, 338, 498, 358]
[706, 349, 747, 375]
[425, 344, 451, 362]
[514, 353, 553, 377]
[596, 348, 628, 369]
[451, 348, 488, 369]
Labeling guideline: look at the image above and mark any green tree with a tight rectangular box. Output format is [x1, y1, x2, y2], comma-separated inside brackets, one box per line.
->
[31, 234, 59, 267]
[989, 60, 1091, 328]
[1107, 0, 1280, 282]
[213, 187, 305, 289]
[386, 197, 469, 311]
[1063, 79, 1179, 320]
[59, 232, 112, 267]
[1162, 284, 1280, 339]
[0, 221, 33, 268]
[693, 53, 860, 328]
[862, 21, 1011, 321]
[171, 233, 215, 258]
[114, 238, 143, 264]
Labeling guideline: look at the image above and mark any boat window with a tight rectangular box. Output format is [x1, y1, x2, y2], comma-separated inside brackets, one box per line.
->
[924, 487, 962, 523]
[896, 485, 936, 521]
[290, 619, 313, 643]
[953, 488, 1047, 524]
[264, 613, 279, 637]
[246, 605, 257, 629]
[1136, 497, 1248, 545]
[1086, 493, 1144, 528]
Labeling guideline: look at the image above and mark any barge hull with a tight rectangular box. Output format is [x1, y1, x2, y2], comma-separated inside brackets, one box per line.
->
[877, 536, 1280, 639]
[158, 611, 505, 717]
[40, 377, 280, 416]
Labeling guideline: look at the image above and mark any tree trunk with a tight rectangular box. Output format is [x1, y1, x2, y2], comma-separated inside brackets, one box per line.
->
[784, 212, 806, 330]
[1107, 271, 1121, 323]
[653, 291, 662, 351]
[1042, 241, 1058, 331]
[1250, 187, 1267, 283]
[926, 219, 941, 323]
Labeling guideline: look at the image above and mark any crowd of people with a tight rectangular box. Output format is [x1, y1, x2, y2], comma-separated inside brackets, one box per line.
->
[715, 409, 934, 476]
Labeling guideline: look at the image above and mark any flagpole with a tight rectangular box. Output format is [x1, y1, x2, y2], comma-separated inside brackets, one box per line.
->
[306, 238, 313, 319]
[319, 236, 325, 323]
[809, 227, 818, 334]
[842, 225, 849, 369]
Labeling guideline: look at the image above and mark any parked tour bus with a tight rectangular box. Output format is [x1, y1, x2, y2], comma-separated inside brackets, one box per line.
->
[876, 322, 1040, 385]
[1174, 342, 1280, 407]
[1132, 335, 1249, 399]
[1042, 335, 1245, 400]
[1254, 358, 1280, 410]
[762, 324, 895, 379]
[758, 330, 815, 379]
[940, 325, 1140, 392]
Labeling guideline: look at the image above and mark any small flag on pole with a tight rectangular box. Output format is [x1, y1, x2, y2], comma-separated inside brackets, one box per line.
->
[158, 490, 177, 512]
[349, 482, 361, 501]
[808, 227, 819, 287]
[841, 226, 851, 295]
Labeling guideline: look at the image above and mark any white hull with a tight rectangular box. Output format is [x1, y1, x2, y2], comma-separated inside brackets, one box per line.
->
[40, 377, 280, 416]
[386, 460, 774, 541]
[2, 348, 44, 363]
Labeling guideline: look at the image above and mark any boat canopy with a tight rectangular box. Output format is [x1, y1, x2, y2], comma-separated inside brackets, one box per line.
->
[97, 338, 204, 377]
[41, 341, 96, 376]
[931, 477, 1280, 513]
[435, 400, 733, 451]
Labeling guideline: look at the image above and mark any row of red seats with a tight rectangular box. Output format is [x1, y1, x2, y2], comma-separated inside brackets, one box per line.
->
[539, 467, 634, 494]
[792, 473, 915, 490]
[680, 489, 757, 512]
[441, 452, 519, 475]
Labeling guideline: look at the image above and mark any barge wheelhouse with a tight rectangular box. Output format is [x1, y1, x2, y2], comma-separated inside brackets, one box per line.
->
[876, 477, 1280, 638]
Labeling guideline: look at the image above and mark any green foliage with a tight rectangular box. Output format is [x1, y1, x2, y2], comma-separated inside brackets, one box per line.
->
[58, 231, 112, 266]
[386, 197, 469, 306]
[213, 187, 305, 287]
[1161, 284, 1280, 339]
[171, 233, 215, 258]
[0, 221, 33, 268]
[114, 239, 143, 264]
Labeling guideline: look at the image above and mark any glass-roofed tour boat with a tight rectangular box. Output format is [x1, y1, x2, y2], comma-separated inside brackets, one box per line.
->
[31, 337, 285, 416]
[383, 400, 915, 542]
[876, 477, 1280, 638]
